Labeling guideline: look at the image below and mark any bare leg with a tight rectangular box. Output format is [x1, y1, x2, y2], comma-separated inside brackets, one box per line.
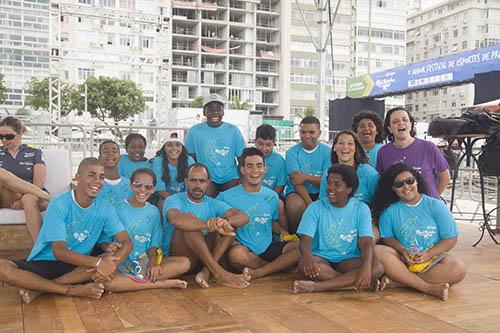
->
[228, 244, 268, 271]
[183, 231, 249, 289]
[20, 194, 43, 242]
[285, 193, 306, 234]
[157, 256, 191, 280]
[418, 255, 466, 285]
[243, 241, 300, 280]
[374, 245, 450, 300]
[372, 225, 380, 245]
[0, 169, 50, 201]
[104, 276, 187, 292]
[0, 259, 103, 304]
[277, 199, 289, 232]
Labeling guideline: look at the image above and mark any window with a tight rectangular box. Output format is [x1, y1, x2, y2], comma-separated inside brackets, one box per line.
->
[119, 0, 134, 10]
[453, 29, 458, 37]
[462, 41, 467, 49]
[119, 34, 134, 47]
[140, 36, 153, 48]
[78, 68, 95, 80]
[98, 0, 115, 7]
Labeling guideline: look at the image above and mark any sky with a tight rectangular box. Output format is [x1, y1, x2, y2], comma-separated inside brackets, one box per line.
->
[421, 0, 445, 8]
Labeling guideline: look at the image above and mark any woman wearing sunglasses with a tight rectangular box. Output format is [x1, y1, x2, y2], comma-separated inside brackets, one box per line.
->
[376, 107, 450, 199]
[103, 168, 190, 292]
[372, 163, 466, 301]
[0, 116, 49, 241]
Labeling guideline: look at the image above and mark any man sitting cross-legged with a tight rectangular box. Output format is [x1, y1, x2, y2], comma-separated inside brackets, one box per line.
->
[0, 157, 133, 303]
[293, 164, 384, 294]
[219, 148, 300, 281]
[163, 163, 251, 289]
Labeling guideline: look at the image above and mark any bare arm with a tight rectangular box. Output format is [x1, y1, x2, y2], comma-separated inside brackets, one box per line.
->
[32, 164, 46, 189]
[273, 185, 285, 196]
[112, 230, 133, 264]
[52, 241, 102, 267]
[295, 184, 313, 205]
[223, 208, 249, 228]
[167, 208, 209, 231]
[436, 169, 451, 195]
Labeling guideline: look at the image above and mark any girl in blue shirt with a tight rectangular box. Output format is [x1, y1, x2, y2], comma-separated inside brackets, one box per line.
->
[104, 168, 191, 292]
[351, 111, 385, 169]
[117, 133, 151, 179]
[372, 163, 466, 301]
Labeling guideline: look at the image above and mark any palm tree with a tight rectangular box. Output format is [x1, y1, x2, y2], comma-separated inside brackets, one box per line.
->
[231, 96, 249, 110]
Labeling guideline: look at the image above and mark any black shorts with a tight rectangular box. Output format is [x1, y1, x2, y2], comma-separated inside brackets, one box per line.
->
[258, 241, 287, 262]
[286, 192, 319, 202]
[14, 260, 76, 280]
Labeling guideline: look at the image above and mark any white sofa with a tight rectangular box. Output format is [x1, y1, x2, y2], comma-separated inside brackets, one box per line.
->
[0, 149, 72, 225]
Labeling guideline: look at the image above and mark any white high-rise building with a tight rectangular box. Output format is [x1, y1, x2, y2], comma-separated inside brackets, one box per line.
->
[406, 0, 500, 121]
[0, 0, 50, 114]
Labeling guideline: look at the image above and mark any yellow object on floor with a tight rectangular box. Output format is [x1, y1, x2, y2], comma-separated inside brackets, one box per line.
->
[156, 248, 163, 265]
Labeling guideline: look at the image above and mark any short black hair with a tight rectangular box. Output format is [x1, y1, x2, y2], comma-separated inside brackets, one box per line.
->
[99, 140, 119, 154]
[186, 163, 211, 180]
[130, 168, 157, 186]
[384, 107, 416, 141]
[300, 116, 321, 128]
[255, 124, 276, 141]
[239, 147, 265, 168]
[327, 164, 359, 198]
[125, 133, 147, 149]
[351, 111, 385, 143]
[77, 157, 104, 173]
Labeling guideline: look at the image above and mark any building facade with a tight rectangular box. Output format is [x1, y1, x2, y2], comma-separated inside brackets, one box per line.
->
[406, 0, 500, 121]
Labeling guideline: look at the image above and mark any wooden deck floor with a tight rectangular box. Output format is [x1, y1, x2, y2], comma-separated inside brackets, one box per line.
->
[0, 224, 499, 333]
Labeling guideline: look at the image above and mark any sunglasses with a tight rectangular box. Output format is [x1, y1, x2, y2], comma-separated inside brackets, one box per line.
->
[0, 134, 16, 140]
[393, 176, 416, 189]
[131, 180, 155, 191]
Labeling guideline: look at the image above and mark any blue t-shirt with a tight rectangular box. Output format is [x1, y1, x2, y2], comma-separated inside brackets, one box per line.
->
[150, 155, 195, 193]
[28, 191, 124, 261]
[319, 163, 379, 206]
[99, 177, 133, 208]
[117, 154, 151, 179]
[218, 185, 278, 255]
[262, 151, 287, 191]
[366, 143, 383, 169]
[285, 143, 331, 194]
[379, 194, 458, 252]
[113, 200, 162, 266]
[297, 198, 373, 263]
[185, 122, 245, 184]
[162, 192, 231, 254]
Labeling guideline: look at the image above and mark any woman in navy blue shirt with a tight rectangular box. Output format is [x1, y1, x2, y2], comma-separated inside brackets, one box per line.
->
[0, 116, 48, 241]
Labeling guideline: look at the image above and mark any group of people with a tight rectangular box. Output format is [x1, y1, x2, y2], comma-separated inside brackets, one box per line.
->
[0, 93, 465, 304]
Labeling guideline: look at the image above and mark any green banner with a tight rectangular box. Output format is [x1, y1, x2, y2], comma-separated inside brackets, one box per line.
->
[346, 75, 374, 98]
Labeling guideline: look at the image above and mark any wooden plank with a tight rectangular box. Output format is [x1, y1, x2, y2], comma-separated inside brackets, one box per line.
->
[0, 288, 23, 333]
[54, 296, 86, 333]
[23, 295, 65, 333]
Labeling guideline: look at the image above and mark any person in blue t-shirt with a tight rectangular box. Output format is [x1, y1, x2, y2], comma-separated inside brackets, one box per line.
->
[351, 111, 385, 168]
[0, 158, 133, 304]
[218, 148, 299, 280]
[372, 163, 466, 301]
[185, 94, 245, 197]
[164, 163, 251, 289]
[293, 164, 384, 294]
[103, 168, 190, 292]
[150, 132, 194, 210]
[285, 116, 331, 234]
[118, 133, 151, 179]
[98, 140, 132, 207]
[254, 124, 288, 233]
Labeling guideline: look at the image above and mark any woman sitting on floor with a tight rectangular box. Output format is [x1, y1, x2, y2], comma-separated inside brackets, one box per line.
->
[372, 163, 466, 301]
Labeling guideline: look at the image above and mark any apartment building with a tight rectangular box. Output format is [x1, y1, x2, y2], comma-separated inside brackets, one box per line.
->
[406, 0, 500, 121]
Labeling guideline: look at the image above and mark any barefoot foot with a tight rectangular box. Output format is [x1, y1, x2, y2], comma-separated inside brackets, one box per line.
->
[426, 283, 449, 301]
[68, 283, 105, 299]
[195, 268, 210, 289]
[242, 267, 263, 281]
[293, 280, 316, 294]
[369, 278, 381, 292]
[19, 289, 41, 304]
[378, 276, 390, 292]
[155, 279, 188, 289]
[215, 271, 250, 289]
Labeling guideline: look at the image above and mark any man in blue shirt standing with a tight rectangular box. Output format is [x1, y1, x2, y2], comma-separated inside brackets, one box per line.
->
[219, 148, 299, 280]
[0, 158, 133, 303]
[185, 94, 245, 197]
[164, 163, 250, 289]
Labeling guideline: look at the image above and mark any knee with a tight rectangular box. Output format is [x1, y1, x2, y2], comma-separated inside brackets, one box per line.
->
[228, 246, 249, 266]
[178, 256, 192, 273]
[372, 260, 384, 278]
[21, 194, 39, 207]
[448, 258, 467, 284]
[374, 245, 390, 260]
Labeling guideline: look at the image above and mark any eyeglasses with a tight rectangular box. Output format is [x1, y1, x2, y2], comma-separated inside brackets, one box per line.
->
[131, 180, 155, 191]
[0, 134, 15, 141]
[393, 176, 416, 189]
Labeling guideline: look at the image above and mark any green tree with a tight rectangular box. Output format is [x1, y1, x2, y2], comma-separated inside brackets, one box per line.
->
[74, 76, 146, 125]
[0, 73, 6, 105]
[190, 96, 204, 108]
[231, 96, 249, 110]
[297, 106, 316, 119]
[24, 77, 79, 116]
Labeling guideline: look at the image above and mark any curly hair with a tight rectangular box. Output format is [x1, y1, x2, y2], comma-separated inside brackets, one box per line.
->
[383, 107, 416, 142]
[155, 142, 189, 188]
[351, 111, 385, 143]
[327, 164, 359, 198]
[372, 163, 429, 222]
[331, 130, 369, 166]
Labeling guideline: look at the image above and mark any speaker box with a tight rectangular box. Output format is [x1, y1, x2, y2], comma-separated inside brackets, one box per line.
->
[474, 71, 500, 105]
[328, 98, 385, 139]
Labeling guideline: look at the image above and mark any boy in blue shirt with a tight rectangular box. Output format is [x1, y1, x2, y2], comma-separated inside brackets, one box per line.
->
[164, 163, 251, 289]
[185, 94, 245, 197]
[285, 116, 330, 233]
[219, 148, 299, 280]
[98, 140, 132, 207]
[294, 164, 384, 294]
[254, 124, 288, 233]
[0, 158, 133, 303]
[118, 133, 151, 178]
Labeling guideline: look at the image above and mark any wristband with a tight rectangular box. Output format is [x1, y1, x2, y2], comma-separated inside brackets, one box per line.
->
[95, 257, 103, 268]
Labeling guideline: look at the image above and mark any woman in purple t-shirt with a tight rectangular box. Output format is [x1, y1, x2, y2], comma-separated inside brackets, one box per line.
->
[376, 107, 450, 199]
